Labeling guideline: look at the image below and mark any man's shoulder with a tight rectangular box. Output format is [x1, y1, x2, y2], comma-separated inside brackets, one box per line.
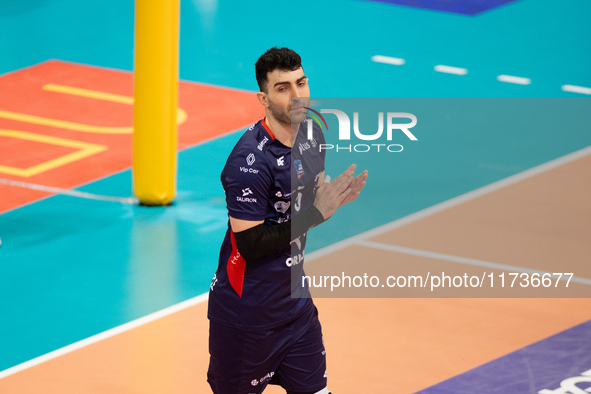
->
[231, 121, 269, 153]
[222, 121, 274, 181]
[228, 120, 282, 162]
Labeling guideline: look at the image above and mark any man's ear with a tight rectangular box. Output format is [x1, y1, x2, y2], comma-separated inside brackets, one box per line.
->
[257, 91, 269, 107]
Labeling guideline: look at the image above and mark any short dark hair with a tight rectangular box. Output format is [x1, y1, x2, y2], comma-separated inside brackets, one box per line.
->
[255, 47, 302, 92]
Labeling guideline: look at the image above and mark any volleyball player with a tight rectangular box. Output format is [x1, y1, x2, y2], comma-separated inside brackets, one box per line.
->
[207, 47, 367, 394]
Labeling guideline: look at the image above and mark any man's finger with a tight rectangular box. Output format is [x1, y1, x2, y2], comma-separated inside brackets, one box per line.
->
[328, 170, 353, 193]
[333, 167, 353, 182]
[337, 187, 354, 205]
[335, 164, 357, 178]
[338, 170, 367, 207]
[331, 173, 354, 195]
[350, 171, 368, 191]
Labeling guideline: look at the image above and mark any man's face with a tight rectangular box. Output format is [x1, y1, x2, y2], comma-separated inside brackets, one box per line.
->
[263, 67, 310, 125]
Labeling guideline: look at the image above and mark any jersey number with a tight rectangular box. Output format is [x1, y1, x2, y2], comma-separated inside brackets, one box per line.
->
[294, 192, 302, 212]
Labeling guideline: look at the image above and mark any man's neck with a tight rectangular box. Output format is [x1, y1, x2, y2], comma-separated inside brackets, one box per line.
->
[265, 115, 297, 148]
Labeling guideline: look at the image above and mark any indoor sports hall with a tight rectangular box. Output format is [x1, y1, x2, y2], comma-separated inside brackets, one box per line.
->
[0, 1, 590, 393]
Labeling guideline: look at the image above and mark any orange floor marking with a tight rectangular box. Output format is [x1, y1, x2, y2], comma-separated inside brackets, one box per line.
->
[0, 60, 264, 214]
[0, 134, 76, 168]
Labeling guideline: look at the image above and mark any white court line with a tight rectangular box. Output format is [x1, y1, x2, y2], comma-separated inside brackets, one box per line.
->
[0, 178, 138, 205]
[307, 145, 591, 262]
[371, 55, 591, 94]
[356, 240, 591, 286]
[562, 84, 591, 95]
[0, 293, 210, 379]
[2, 145, 590, 380]
[371, 55, 405, 66]
[434, 65, 468, 75]
[497, 74, 531, 85]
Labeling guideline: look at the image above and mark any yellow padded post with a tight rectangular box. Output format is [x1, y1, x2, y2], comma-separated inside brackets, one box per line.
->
[133, 0, 179, 205]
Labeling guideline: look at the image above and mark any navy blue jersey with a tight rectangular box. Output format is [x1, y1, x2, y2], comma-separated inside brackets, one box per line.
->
[208, 118, 325, 331]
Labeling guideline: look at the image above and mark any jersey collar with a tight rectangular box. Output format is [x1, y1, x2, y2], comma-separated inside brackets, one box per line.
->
[261, 118, 276, 140]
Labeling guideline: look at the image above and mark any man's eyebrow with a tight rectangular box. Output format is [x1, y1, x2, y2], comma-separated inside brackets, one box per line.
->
[273, 75, 307, 87]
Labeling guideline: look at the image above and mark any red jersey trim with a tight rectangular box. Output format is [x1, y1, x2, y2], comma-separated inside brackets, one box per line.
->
[261, 118, 276, 140]
[226, 230, 246, 297]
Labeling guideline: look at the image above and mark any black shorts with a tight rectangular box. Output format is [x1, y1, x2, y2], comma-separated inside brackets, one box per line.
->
[207, 306, 327, 394]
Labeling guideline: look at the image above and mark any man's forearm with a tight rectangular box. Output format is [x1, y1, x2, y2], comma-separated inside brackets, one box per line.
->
[233, 205, 325, 261]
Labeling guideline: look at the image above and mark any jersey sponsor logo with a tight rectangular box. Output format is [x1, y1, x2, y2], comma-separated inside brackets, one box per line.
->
[257, 136, 269, 151]
[298, 138, 317, 154]
[210, 274, 218, 291]
[237, 196, 257, 203]
[251, 371, 275, 386]
[237, 189, 257, 203]
[240, 166, 259, 174]
[277, 155, 285, 166]
[286, 250, 305, 267]
[274, 200, 290, 213]
[229, 251, 242, 265]
[227, 231, 246, 296]
[294, 159, 304, 178]
[246, 153, 256, 166]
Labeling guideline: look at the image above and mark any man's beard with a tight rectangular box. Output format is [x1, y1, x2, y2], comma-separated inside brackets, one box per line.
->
[268, 97, 308, 126]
